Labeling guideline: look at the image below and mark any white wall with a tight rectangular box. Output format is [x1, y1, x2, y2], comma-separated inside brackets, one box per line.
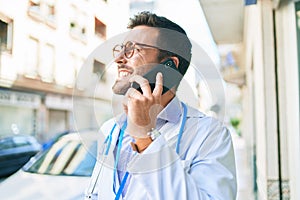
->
[275, 1, 300, 199]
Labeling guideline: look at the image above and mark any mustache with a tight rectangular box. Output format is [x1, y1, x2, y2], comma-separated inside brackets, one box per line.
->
[118, 64, 132, 70]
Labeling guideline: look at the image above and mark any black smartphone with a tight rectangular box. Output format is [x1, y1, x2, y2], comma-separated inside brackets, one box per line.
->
[131, 58, 182, 94]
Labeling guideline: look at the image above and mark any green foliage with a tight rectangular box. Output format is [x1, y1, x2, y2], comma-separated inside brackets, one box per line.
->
[230, 117, 241, 136]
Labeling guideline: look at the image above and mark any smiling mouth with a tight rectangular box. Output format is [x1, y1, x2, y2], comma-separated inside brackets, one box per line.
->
[119, 71, 131, 78]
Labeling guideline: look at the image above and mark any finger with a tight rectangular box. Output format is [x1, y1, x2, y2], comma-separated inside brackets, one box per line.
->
[129, 75, 152, 97]
[126, 87, 143, 100]
[152, 72, 163, 96]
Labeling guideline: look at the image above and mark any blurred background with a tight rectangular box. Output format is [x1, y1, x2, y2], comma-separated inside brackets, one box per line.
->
[0, 0, 299, 199]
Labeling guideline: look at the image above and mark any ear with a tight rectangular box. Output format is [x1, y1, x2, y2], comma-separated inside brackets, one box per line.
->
[170, 56, 180, 68]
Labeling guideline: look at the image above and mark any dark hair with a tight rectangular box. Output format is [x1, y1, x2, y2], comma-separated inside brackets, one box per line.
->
[128, 11, 192, 77]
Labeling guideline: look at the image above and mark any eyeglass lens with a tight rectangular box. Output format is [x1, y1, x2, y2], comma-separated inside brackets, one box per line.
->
[113, 41, 135, 59]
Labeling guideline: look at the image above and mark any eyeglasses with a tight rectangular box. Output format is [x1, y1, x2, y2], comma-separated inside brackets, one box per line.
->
[112, 41, 159, 59]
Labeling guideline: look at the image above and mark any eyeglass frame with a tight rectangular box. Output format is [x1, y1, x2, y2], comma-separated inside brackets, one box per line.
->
[112, 41, 161, 59]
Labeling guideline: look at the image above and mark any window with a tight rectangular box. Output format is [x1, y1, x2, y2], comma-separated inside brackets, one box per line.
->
[28, 0, 56, 26]
[69, 6, 87, 41]
[25, 37, 39, 78]
[28, 0, 41, 15]
[13, 137, 31, 148]
[39, 44, 54, 82]
[0, 17, 13, 53]
[24, 135, 97, 176]
[93, 60, 106, 82]
[95, 17, 106, 39]
[0, 138, 14, 150]
[45, 0, 56, 22]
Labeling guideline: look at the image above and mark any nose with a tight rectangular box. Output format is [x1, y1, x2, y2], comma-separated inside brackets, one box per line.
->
[114, 51, 127, 64]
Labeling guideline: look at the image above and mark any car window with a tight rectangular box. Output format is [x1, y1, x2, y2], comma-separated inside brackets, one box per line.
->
[0, 138, 14, 150]
[13, 137, 31, 147]
[24, 135, 97, 176]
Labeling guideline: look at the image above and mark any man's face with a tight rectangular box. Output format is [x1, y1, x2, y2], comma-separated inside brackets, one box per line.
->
[112, 26, 161, 95]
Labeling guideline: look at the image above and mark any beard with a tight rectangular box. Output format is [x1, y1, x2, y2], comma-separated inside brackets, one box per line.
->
[112, 62, 158, 95]
[112, 78, 131, 95]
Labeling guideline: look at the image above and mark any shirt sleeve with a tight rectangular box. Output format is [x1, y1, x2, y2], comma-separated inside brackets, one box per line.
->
[126, 122, 237, 200]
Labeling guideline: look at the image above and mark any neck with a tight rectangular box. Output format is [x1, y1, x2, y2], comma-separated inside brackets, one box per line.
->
[161, 91, 176, 107]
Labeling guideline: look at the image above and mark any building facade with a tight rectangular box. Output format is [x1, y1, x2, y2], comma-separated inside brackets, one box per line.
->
[242, 0, 300, 199]
[0, 0, 129, 142]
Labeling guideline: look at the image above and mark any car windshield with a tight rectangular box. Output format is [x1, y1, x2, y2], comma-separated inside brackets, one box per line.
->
[23, 134, 97, 176]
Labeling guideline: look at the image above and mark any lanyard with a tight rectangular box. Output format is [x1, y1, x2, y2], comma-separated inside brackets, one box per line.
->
[112, 121, 127, 195]
[176, 102, 188, 154]
[104, 123, 117, 155]
[113, 102, 188, 200]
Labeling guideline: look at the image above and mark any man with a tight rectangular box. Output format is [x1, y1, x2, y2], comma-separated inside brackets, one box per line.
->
[86, 11, 237, 200]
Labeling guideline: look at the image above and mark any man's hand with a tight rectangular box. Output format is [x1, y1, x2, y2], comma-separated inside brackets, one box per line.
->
[123, 72, 164, 140]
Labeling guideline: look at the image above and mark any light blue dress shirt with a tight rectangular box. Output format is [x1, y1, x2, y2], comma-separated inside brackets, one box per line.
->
[93, 96, 237, 200]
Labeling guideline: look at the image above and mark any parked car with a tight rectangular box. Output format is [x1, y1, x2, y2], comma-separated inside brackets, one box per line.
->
[0, 130, 99, 199]
[0, 134, 42, 178]
[41, 130, 71, 150]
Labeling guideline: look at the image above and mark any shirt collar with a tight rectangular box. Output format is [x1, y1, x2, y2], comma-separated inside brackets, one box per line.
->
[157, 96, 182, 123]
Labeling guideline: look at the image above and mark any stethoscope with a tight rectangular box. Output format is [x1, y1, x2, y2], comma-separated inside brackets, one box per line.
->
[85, 102, 187, 200]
